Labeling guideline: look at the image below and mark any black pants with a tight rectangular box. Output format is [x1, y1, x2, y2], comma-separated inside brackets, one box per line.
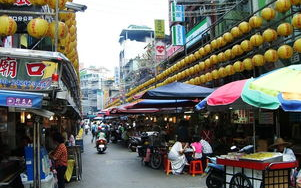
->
[57, 165, 67, 188]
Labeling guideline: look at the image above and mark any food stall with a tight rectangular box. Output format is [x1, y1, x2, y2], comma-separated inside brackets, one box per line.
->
[217, 152, 298, 188]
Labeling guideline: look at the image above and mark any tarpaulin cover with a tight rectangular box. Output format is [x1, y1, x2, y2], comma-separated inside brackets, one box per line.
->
[140, 82, 214, 99]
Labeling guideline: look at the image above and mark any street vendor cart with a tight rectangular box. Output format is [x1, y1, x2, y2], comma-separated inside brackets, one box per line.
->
[217, 152, 298, 188]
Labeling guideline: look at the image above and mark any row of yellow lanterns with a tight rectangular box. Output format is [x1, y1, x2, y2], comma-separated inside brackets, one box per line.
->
[184, 41, 300, 86]
[125, 0, 300, 100]
[106, 99, 121, 109]
[0, 0, 72, 10]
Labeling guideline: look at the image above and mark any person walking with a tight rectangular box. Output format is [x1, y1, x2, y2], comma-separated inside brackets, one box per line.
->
[91, 122, 97, 143]
[50, 132, 68, 188]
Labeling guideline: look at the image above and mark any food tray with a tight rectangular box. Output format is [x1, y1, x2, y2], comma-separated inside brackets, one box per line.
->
[239, 152, 283, 163]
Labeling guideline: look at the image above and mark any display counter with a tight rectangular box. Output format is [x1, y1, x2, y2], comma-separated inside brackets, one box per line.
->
[0, 160, 25, 187]
[217, 155, 298, 188]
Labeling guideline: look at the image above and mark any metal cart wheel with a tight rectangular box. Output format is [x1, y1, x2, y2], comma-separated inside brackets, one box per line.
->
[229, 173, 253, 188]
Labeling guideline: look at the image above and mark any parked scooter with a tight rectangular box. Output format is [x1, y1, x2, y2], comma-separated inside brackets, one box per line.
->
[128, 136, 142, 152]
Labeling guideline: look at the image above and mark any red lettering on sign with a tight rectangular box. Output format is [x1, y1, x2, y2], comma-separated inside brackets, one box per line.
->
[0, 57, 17, 78]
[26, 63, 46, 76]
[14, 0, 31, 6]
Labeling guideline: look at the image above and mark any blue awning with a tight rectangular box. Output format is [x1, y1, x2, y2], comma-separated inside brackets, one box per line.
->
[0, 90, 44, 109]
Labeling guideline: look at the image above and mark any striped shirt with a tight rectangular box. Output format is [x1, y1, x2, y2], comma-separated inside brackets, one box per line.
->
[53, 143, 68, 167]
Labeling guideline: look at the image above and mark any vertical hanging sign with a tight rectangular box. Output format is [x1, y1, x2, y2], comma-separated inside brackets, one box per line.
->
[171, 24, 186, 46]
[154, 19, 165, 39]
[170, 2, 185, 22]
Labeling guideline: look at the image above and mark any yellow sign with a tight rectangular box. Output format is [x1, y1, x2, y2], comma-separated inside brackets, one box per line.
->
[154, 19, 165, 39]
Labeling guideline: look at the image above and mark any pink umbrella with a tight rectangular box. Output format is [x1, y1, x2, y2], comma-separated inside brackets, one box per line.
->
[207, 79, 248, 106]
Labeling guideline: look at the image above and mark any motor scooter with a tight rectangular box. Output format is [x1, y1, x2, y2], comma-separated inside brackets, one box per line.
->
[128, 136, 142, 152]
[96, 138, 107, 154]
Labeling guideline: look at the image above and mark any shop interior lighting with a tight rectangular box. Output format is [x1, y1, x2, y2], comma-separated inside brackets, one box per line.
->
[26, 113, 31, 120]
[49, 116, 54, 121]
[164, 117, 168, 121]
[215, 115, 219, 120]
[20, 112, 25, 123]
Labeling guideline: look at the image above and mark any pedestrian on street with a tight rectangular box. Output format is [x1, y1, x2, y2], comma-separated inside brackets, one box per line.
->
[91, 122, 97, 143]
[50, 132, 68, 188]
[200, 137, 213, 170]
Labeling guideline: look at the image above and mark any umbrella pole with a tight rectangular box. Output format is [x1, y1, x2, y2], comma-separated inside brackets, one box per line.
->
[252, 108, 257, 153]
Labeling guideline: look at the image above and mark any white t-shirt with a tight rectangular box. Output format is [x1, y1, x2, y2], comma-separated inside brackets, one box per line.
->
[283, 148, 296, 162]
[170, 142, 183, 158]
[200, 139, 213, 154]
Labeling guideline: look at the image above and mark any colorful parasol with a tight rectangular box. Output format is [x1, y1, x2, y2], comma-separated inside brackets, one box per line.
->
[242, 64, 301, 111]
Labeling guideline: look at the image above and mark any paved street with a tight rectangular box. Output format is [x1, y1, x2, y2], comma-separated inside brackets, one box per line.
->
[67, 134, 206, 188]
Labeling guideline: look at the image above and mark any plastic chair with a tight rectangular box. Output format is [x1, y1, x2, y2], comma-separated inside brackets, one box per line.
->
[189, 160, 204, 176]
[164, 156, 172, 175]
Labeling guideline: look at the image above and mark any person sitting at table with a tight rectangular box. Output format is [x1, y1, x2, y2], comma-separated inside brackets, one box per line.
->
[190, 135, 203, 161]
[168, 139, 189, 175]
[269, 137, 296, 162]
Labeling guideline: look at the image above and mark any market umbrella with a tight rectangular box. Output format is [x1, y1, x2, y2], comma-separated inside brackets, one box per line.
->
[242, 64, 301, 112]
[139, 82, 215, 100]
[124, 99, 198, 109]
[196, 79, 256, 111]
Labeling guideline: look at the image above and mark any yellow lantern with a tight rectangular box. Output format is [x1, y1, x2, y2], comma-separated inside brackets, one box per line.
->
[48, 21, 68, 39]
[249, 16, 263, 28]
[48, 0, 68, 10]
[0, 15, 16, 36]
[198, 47, 206, 57]
[238, 21, 251, 34]
[180, 59, 185, 67]
[264, 49, 278, 63]
[211, 39, 218, 49]
[205, 72, 212, 82]
[211, 70, 219, 79]
[293, 38, 301, 53]
[277, 23, 293, 36]
[250, 34, 264, 47]
[27, 18, 48, 38]
[199, 62, 205, 71]
[217, 52, 226, 62]
[189, 54, 196, 63]
[218, 67, 227, 78]
[292, 14, 301, 29]
[184, 69, 190, 77]
[262, 28, 278, 42]
[189, 67, 195, 75]
[261, 8, 276, 21]
[1, 0, 16, 3]
[217, 36, 226, 47]
[194, 51, 201, 60]
[225, 64, 235, 75]
[195, 77, 201, 85]
[210, 55, 219, 65]
[275, 0, 291, 13]
[231, 26, 242, 38]
[233, 61, 245, 72]
[224, 49, 233, 60]
[252, 54, 265, 66]
[240, 40, 253, 52]
[277, 45, 294, 59]
[59, 11, 72, 21]
[30, 0, 47, 5]
[290, 0, 301, 5]
[69, 25, 76, 36]
[194, 64, 200, 73]
[232, 45, 244, 56]
[223, 32, 233, 43]
[205, 59, 211, 69]
[200, 75, 207, 83]
[204, 44, 212, 54]
[184, 56, 190, 64]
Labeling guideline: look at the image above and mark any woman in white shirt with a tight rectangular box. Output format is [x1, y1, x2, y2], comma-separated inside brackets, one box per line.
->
[168, 141, 189, 175]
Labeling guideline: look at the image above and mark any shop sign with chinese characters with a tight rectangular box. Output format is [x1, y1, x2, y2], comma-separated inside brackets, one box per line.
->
[0, 57, 58, 90]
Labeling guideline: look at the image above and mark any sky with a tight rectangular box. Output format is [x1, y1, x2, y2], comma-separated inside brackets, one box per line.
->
[75, 0, 170, 75]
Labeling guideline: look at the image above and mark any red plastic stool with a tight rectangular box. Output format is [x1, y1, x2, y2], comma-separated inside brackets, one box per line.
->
[164, 158, 172, 175]
[189, 160, 204, 176]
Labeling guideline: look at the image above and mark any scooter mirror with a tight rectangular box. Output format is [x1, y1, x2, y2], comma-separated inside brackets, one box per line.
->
[230, 146, 237, 151]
